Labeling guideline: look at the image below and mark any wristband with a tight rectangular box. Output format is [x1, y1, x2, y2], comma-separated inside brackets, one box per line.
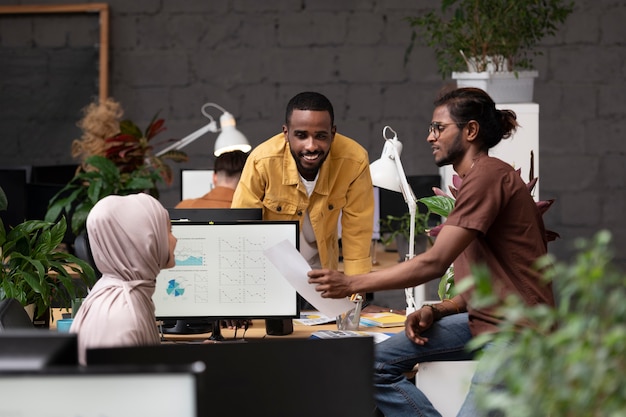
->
[421, 303, 441, 321]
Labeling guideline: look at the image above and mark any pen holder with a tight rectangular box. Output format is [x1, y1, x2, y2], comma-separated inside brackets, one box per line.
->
[336, 298, 363, 331]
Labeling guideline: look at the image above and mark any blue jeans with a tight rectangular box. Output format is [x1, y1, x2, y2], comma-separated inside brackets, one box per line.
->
[373, 313, 479, 417]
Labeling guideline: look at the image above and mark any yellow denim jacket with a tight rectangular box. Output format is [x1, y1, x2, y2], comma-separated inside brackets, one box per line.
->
[232, 132, 374, 275]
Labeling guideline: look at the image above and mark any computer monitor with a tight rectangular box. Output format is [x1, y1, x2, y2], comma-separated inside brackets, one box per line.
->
[0, 167, 28, 229]
[87, 337, 375, 417]
[0, 364, 201, 417]
[180, 169, 214, 201]
[0, 330, 78, 371]
[163, 208, 265, 335]
[156, 216, 299, 338]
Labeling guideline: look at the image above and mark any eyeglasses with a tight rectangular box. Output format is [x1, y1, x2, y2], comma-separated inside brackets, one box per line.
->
[428, 122, 464, 139]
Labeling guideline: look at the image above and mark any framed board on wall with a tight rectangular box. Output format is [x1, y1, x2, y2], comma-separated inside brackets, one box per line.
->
[0, 3, 109, 166]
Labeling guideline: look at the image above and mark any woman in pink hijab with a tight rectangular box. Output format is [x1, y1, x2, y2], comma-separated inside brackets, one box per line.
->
[70, 193, 177, 364]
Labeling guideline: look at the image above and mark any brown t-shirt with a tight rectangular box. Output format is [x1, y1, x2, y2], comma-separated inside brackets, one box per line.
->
[445, 156, 555, 336]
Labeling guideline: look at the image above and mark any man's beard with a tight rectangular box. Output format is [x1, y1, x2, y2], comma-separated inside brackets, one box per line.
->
[435, 130, 465, 167]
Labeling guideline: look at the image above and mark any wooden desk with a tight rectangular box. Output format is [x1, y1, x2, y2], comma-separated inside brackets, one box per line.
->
[161, 319, 402, 343]
[50, 243, 404, 335]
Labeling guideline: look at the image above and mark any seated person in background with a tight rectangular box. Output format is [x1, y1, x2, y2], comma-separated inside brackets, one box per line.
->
[175, 150, 248, 208]
[232, 91, 374, 308]
[70, 193, 177, 365]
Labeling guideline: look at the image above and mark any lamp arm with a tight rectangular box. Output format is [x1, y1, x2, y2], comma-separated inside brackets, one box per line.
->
[384, 136, 419, 313]
[155, 119, 218, 157]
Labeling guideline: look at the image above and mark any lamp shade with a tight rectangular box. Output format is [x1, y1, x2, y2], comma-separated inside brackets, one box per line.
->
[214, 112, 252, 156]
[369, 138, 403, 192]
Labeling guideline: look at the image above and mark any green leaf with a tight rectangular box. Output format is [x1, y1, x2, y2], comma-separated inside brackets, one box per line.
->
[0, 185, 7, 212]
[119, 119, 143, 138]
[418, 195, 455, 218]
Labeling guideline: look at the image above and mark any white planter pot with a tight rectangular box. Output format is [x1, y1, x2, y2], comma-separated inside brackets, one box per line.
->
[416, 360, 478, 417]
[452, 70, 538, 103]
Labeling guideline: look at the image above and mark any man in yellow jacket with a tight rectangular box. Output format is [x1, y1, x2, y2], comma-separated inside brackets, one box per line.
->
[232, 91, 374, 284]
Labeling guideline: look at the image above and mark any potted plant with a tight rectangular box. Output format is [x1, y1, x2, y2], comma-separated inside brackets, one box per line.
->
[379, 206, 434, 262]
[405, 0, 574, 102]
[45, 98, 187, 237]
[0, 186, 96, 326]
[468, 230, 626, 416]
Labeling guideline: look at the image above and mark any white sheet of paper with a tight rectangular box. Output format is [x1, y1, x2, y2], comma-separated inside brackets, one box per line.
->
[264, 240, 354, 318]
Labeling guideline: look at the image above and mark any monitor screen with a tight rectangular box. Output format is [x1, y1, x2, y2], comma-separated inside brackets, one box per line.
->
[0, 168, 28, 229]
[87, 337, 375, 417]
[0, 330, 78, 371]
[154, 221, 299, 321]
[180, 169, 214, 201]
[0, 364, 201, 417]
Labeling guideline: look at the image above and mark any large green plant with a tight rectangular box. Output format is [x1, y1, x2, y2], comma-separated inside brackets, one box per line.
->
[0, 186, 96, 319]
[405, 0, 574, 77]
[467, 230, 626, 416]
[45, 155, 163, 237]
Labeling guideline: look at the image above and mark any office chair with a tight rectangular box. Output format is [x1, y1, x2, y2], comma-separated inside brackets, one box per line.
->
[73, 231, 102, 279]
[0, 298, 34, 330]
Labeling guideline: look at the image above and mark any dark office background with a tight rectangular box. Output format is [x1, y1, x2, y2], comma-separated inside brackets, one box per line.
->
[0, 0, 624, 268]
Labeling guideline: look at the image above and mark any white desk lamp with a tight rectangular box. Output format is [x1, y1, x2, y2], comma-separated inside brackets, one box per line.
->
[369, 125, 422, 314]
[156, 103, 251, 157]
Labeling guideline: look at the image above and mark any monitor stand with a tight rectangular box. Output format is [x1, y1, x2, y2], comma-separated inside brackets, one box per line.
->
[208, 320, 224, 341]
[161, 319, 213, 335]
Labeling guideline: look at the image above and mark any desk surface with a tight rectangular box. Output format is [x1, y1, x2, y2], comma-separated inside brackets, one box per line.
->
[51, 243, 404, 338]
[161, 318, 402, 342]
[50, 312, 403, 341]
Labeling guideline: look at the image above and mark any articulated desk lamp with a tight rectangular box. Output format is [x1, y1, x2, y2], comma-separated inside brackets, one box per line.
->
[156, 102, 251, 158]
[156, 102, 251, 340]
[369, 126, 423, 314]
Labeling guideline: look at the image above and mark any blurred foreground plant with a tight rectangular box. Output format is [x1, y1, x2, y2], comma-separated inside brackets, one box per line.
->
[467, 230, 626, 417]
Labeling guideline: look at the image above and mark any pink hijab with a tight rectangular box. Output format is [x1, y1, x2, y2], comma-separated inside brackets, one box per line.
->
[70, 193, 171, 364]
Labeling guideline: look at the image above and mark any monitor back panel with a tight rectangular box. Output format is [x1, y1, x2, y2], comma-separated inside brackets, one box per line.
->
[0, 365, 200, 417]
[87, 337, 375, 417]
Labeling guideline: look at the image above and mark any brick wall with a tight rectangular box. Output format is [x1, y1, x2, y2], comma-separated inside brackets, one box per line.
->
[0, 0, 624, 267]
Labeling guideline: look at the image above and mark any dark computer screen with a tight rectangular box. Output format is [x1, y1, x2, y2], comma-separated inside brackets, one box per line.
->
[0, 330, 78, 371]
[0, 168, 28, 229]
[87, 337, 375, 417]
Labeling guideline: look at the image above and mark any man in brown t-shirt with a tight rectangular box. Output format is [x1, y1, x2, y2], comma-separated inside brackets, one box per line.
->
[308, 87, 555, 417]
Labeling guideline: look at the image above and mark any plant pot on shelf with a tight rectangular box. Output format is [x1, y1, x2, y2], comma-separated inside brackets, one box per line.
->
[452, 70, 538, 103]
